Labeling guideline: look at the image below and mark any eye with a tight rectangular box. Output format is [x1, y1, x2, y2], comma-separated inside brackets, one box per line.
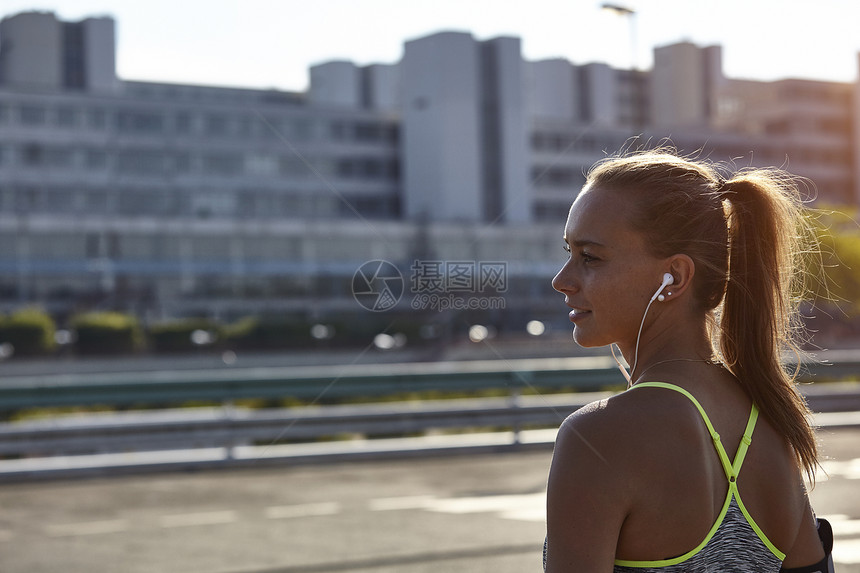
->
[580, 251, 600, 264]
[563, 243, 571, 254]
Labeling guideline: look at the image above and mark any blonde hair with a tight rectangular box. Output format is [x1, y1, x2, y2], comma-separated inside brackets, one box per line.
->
[586, 149, 819, 481]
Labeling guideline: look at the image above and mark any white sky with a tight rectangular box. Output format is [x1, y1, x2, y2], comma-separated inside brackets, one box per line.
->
[4, 0, 860, 91]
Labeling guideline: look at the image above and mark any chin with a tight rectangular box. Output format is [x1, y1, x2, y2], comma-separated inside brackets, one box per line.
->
[571, 329, 604, 348]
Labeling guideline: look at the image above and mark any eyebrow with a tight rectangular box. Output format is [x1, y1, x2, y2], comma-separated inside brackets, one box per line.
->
[563, 237, 606, 248]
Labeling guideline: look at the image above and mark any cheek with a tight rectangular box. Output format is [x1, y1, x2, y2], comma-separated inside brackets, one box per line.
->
[583, 273, 618, 305]
[588, 276, 648, 326]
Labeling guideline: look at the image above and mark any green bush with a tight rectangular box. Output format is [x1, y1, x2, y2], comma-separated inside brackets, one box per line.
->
[221, 312, 434, 352]
[0, 308, 56, 356]
[148, 319, 223, 353]
[222, 316, 257, 346]
[71, 312, 143, 355]
[224, 315, 312, 350]
[810, 206, 860, 313]
[325, 314, 414, 347]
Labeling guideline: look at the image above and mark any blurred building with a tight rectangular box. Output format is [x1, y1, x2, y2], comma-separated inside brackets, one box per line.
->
[0, 11, 856, 324]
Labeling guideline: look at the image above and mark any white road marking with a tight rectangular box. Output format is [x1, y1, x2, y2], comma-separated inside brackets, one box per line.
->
[822, 514, 860, 537]
[425, 492, 546, 522]
[159, 510, 237, 528]
[369, 492, 546, 522]
[265, 502, 340, 519]
[45, 519, 129, 537]
[832, 538, 860, 565]
[818, 458, 860, 480]
[820, 514, 860, 565]
[369, 495, 434, 511]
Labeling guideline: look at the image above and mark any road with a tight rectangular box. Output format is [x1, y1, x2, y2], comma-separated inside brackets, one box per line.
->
[1, 428, 859, 573]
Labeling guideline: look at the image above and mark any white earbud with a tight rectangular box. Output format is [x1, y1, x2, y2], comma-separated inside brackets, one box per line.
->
[652, 272, 674, 303]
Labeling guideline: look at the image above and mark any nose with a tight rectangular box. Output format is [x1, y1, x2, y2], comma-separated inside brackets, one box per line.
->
[551, 259, 577, 295]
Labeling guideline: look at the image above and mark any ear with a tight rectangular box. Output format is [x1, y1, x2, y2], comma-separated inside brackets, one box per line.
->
[663, 254, 695, 299]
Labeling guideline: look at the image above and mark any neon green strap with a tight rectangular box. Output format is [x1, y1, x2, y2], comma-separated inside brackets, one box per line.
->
[614, 490, 733, 568]
[732, 404, 758, 477]
[622, 383, 783, 564]
[629, 382, 758, 480]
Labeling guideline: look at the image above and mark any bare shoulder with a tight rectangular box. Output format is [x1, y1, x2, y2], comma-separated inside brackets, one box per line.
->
[555, 388, 696, 460]
[550, 387, 701, 503]
[545, 395, 634, 570]
[545, 389, 694, 571]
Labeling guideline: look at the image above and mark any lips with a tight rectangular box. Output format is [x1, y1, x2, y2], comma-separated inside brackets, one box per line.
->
[568, 308, 591, 322]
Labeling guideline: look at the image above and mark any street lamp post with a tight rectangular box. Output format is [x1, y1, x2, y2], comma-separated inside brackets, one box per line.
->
[601, 3, 638, 70]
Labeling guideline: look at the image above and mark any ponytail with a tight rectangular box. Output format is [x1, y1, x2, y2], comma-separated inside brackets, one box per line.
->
[719, 174, 818, 482]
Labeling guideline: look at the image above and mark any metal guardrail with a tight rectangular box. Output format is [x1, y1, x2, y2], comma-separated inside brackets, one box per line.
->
[0, 356, 621, 410]
[2, 382, 860, 461]
[1, 352, 858, 411]
[0, 393, 596, 457]
[0, 353, 857, 481]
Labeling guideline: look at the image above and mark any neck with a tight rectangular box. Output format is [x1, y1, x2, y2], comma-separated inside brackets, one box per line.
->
[620, 312, 713, 382]
[631, 356, 718, 386]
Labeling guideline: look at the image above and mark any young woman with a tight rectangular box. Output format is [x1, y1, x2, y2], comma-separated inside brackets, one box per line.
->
[544, 151, 834, 572]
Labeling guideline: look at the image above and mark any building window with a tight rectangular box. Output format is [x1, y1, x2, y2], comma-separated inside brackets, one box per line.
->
[279, 157, 305, 177]
[57, 107, 77, 127]
[533, 202, 571, 222]
[117, 110, 165, 134]
[117, 190, 177, 216]
[175, 112, 193, 134]
[84, 191, 109, 214]
[15, 187, 41, 212]
[205, 114, 229, 136]
[117, 149, 166, 174]
[330, 121, 346, 140]
[43, 188, 76, 213]
[45, 148, 74, 169]
[346, 196, 397, 219]
[237, 192, 256, 218]
[85, 149, 109, 170]
[337, 158, 355, 178]
[246, 153, 278, 176]
[312, 158, 335, 176]
[360, 159, 381, 178]
[88, 109, 107, 129]
[256, 116, 282, 140]
[354, 122, 383, 141]
[85, 233, 101, 258]
[337, 158, 390, 179]
[172, 152, 193, 174]
[20, 105, 47, 126]
[20, 144, 44, 166]
[290, 119, 312, 141]
[532, 166, 583, 188]
[203, 153, 243, 176]
[387, 159, 400, 180]
[191, 192, 237, 219]
[236, 116, 254, 137]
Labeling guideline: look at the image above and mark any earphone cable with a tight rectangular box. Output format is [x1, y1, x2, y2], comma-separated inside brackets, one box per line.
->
[611, 295, 658, 387]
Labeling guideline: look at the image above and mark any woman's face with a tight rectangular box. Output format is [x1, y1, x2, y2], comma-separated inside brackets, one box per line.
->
[551, 186, 666, 350]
